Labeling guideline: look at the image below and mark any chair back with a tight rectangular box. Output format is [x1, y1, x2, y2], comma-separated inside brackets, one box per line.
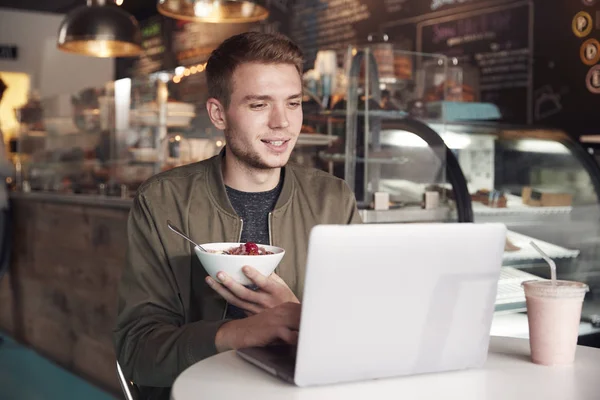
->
[117, 360, 139, 400]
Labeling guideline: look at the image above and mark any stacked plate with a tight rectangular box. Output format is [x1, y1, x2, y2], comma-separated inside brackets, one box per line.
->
[131, 101, 196, 127]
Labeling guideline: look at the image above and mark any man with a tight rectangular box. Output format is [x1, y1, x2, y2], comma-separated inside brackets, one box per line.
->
[114, 32, 361, 399]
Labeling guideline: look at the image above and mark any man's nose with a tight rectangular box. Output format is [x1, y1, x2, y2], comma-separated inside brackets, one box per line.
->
[268, 104, 290, 129]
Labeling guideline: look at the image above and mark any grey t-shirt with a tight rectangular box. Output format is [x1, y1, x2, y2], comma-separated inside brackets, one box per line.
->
[223, 178, 283, 318]
[225, 179, 283, 245]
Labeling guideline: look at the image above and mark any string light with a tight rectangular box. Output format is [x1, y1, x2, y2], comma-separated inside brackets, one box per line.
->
[172, 62, 207, 82]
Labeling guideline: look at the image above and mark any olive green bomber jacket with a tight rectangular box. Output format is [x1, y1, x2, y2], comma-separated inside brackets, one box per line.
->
[113, 150, 361, 393]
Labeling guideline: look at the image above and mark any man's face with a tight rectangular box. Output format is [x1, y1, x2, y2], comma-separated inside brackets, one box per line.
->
[221, 62, 303, 170]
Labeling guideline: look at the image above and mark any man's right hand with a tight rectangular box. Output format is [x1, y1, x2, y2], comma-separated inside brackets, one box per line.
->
[215, 302, 300, 352]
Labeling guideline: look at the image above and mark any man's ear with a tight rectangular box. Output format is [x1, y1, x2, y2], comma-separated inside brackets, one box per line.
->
[206, 98, 227, 130]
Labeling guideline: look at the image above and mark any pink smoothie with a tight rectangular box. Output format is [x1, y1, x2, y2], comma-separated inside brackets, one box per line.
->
[523, 280, 588, 366]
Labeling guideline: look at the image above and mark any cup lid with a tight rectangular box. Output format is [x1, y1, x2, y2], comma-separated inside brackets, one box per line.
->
[522, 280, 589, 298]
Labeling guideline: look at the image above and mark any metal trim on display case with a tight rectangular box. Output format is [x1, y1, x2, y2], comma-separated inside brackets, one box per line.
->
[380, 118, 474, 223]
[359, 206, 451, 223]
[560, 133, 600, 204]
[433, 121, 600, 205]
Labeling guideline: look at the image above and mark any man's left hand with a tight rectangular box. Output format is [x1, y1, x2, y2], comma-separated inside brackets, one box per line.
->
[205, 266, 299, 315]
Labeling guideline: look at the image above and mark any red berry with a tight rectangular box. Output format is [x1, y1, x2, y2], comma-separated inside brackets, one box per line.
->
[245, 242, 259, 255]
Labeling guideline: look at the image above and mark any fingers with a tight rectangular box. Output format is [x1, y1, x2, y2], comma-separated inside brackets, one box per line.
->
[205, 276, 263, 315]
[276, 327, 299, 345]
[244, 268, 300, 305]
[274, 302, 302, 330]
[270, 273, 286, 285]
[216, 271, 268, 305]
[242, 266, 278, 293]
[221, 304, 301, 349]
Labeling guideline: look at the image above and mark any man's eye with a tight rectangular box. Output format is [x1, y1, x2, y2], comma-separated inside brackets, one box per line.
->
[250, 103, 266, 110]
[289, 102, 302, 108]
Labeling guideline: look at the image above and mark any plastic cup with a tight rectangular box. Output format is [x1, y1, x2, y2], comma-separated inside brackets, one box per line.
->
[522, 280, 589, 366]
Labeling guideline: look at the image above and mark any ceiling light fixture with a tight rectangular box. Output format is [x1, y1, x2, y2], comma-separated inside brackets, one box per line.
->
[57, 0, 143, 58]
[157, 0, 269, 23]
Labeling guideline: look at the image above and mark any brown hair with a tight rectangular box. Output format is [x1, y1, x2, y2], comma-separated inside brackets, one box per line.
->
[206, 31, 304, 108]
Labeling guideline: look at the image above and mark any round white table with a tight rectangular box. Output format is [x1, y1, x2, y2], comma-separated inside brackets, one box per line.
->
[171, 337, 600, 400]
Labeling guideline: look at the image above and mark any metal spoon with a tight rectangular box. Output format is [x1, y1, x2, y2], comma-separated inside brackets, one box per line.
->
[167, 220, 208, 252]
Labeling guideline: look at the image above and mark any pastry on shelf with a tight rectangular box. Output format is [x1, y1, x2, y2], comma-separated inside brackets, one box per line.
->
[394, 54, 412, 80]
[301, 124, 317, 134]
[471, 189, 507, 208]
[424, 81, 476, 103]
[521, 187, 572, 207]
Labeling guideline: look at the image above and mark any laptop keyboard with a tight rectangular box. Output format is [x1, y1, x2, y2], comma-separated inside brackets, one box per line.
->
[496, 267, 543, 305]
[263, 344, 298, 362]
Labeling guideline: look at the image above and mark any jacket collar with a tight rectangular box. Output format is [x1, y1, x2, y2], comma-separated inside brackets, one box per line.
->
[206, 147, 294, 217]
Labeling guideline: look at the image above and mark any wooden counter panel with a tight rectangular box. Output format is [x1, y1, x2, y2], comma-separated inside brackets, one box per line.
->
[1, 196, 130, 396]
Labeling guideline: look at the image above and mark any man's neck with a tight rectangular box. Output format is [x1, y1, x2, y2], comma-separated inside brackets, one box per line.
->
[222, 149, 281, 193]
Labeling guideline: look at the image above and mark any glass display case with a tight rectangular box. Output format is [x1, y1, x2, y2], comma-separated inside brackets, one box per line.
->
[316, 114, 600, 320]
[12, 71, 226, 197]
[422, 121, 600, 318]
[302, 47, 477, 224]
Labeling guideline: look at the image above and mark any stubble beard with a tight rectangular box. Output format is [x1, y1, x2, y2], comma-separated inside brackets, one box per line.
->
[224, 128, 279, 171]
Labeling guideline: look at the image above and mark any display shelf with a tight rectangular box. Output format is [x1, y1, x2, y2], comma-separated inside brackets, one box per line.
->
[503, 230, 580, 263]
[296, 133, 338, 147]
[473, 194, 572, 216]
[358, 206, 450, 223]
[318, 152, 411, 165]
[129, 111, 195, 128]
[322, 109, 409, 119]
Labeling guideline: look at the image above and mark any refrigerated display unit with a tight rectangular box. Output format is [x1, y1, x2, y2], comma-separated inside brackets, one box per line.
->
[428, 121, 600, 317]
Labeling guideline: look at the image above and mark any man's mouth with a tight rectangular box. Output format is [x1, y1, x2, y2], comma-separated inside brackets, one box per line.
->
[261, 139, 289, 146]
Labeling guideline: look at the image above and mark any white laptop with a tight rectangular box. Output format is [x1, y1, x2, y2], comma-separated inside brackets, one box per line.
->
[237, 222, 507, 387]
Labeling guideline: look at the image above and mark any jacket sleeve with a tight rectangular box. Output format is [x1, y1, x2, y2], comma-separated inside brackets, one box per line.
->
[342, 181, 363, 225]
[113, 193, 229, 387]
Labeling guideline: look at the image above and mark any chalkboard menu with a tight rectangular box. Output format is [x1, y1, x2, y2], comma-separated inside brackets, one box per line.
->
[132, 16, 171, 76]
[417, 3, 532, 123]
[531, 0, 600, 135]
[172, 20, 256, 67]
[381, 0, 507, 19]
[288, 0, 373, 67]
[281, 0, 600, 128]
[283, 0, 513, 68]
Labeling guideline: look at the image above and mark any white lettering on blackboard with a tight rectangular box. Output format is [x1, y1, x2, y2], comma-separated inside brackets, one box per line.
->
[431, 0, 474, 11]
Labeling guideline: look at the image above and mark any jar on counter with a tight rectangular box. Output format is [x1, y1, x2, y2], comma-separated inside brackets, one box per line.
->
[160, 132, 191, 168]
[421, 57, 480, 102]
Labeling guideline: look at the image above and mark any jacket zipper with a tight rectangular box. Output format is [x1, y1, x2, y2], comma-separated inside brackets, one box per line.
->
[269, 212, 278, 276]
[221, 218, 245, 320]
[238, 218, 244, 242]
[268, 213, 273, 246]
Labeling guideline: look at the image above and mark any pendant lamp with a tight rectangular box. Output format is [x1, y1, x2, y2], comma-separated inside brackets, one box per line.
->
[157, 0, 269, 23]
[57, 0, 143, 58]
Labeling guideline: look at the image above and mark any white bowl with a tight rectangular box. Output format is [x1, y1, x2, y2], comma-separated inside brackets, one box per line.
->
[194, 243, 285, 286]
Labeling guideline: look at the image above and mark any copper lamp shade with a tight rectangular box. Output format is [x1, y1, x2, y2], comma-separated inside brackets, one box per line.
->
[157, 0, 269, 23]
[57, 0, 143, 58]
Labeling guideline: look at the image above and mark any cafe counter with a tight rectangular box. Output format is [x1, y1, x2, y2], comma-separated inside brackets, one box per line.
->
[0, 191, 133, 395]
